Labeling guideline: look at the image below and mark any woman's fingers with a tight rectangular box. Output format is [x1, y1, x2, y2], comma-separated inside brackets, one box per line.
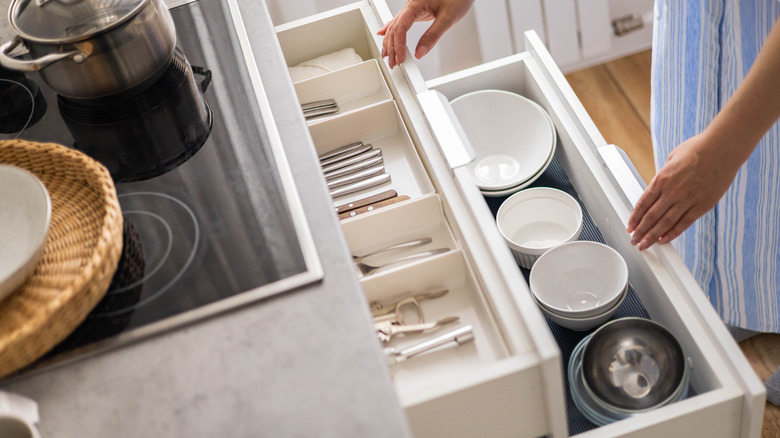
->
[627, 184, 661, 233]
[632, 202, 686, 250]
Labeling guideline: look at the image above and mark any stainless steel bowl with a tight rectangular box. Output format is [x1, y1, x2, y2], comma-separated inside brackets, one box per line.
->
[581, 317, 686, 412]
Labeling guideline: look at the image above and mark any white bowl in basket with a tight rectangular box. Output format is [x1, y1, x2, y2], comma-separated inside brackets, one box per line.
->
[529, 241, 628, 319]
[496, 187, 583, 269]
[0, 164, 51, 303]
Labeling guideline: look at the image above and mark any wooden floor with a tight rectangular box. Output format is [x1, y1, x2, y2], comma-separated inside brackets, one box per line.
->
[564, 50, 780, 437]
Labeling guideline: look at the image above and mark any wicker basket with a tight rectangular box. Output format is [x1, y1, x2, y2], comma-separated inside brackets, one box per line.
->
[0, 139, 123, 378]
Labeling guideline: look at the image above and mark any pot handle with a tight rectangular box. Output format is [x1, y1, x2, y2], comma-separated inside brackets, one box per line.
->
[192, 66, 212, 93]
[0, 36, 86, 72]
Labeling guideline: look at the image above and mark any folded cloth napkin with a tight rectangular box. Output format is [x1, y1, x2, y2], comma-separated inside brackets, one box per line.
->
[288, 47, 363, 83]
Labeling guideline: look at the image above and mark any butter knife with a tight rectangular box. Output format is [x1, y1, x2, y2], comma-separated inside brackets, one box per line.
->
[321, 148, 381, 174]
[325, 154, 384, 180]
[318, 141, 363, 161]
[330, 173, 391, 198]
[302, 99, 337, 112]
[320, 144, 373, 166]
[326, 164, 385, 190]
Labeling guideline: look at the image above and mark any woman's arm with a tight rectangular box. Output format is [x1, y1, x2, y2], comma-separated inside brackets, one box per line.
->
[627, 17, 780, 250]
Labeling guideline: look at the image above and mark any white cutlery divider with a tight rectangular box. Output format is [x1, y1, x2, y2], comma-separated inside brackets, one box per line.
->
[294, 60, 393, 124]
[340, 193, 455, 256]
[308, 100, 434, 205]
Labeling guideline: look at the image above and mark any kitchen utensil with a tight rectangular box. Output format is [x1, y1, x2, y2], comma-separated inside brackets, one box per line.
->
[320, 144, 374, 166]
[322, 148, 382, 174]
[302, 98, 337, 113]
[0, 0, 177, 99]
[325, 154, 384, 180]
[581, 318, 687, 412]
[353, 237, 433, 263]
[304, 105, 339, 120]
[329, 173, 391, 198]
[0, 165, 51, 303]
[369, 288, 449, 318]
[529, 241, 628, 319]
[383, 325, 474, 365]
[375, 315, 460, 342]
[337, 195, 409, 220]
[334, 189, 397, 214]
[372, 296, 423, 326]
[326, 164, 385, 190]
[318, 140, 363, 161]
[355, 248, 449, 276]
[58, 50, 212, 182]
[450, 89, 555, 191]
[496, 187, 583, 268]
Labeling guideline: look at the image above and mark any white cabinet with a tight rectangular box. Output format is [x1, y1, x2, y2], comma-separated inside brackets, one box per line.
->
[267, 1, 765, 436]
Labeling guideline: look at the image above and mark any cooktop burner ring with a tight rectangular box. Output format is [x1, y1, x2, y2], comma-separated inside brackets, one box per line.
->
[90, 191, 200, 318]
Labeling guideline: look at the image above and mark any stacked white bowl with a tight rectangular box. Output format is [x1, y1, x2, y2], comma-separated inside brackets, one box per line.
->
[529, 241, 628, 331]
[449, 90, 557, 197]
[497, 187, 583, 269]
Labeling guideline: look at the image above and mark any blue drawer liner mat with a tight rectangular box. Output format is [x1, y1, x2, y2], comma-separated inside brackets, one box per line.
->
[482, 156, 696, 435]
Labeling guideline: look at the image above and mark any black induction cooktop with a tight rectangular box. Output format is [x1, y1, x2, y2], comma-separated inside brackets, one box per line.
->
[0, 0, 321, 375]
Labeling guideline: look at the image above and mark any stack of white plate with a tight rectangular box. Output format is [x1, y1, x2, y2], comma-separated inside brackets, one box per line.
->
[450, 90, 557, 197]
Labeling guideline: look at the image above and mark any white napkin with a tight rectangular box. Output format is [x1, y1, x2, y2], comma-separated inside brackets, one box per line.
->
[288, 47, 363, 83]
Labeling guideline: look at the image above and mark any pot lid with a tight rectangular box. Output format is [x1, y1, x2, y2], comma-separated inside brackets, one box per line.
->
[9, 0, 148, 42]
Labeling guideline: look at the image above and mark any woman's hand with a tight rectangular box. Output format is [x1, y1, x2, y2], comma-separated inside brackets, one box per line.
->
[627, 132, 741, 250]
[378, 0, 474, 68]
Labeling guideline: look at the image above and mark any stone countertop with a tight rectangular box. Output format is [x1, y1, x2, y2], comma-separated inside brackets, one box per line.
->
[0, 1, 413, 437]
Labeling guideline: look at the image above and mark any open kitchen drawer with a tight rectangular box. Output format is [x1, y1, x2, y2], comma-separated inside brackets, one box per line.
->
[272, 2, 765, 437]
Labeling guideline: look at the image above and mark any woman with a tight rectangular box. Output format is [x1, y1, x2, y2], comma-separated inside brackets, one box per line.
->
[379, 0, 780, 404]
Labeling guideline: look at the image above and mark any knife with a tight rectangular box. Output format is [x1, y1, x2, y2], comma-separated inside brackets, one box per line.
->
[325, 154, 384, 180]
[318, 141, 364, 161]
[320, 144, 373, 167]
[326, 164, 385, 190]
[338, 195, 410, 220]
[302, 99, 337, 112]
[321, 148, 381, 174]
[304, 105, 339, 119]
[334, 190, 398, 215]
[330, 173, 391, 199]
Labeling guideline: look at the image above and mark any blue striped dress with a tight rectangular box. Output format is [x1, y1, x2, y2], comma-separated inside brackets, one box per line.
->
[652, 0, 780, 332]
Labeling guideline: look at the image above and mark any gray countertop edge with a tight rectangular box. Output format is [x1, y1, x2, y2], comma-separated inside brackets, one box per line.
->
[0, 1, 413, 437]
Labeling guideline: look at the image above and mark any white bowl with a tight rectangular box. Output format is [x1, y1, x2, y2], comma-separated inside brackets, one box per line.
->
[534, 285, 627, 331]
[0, 165, 52, 302]
[496, 187, 583, 268]
[450, 90, 555, 191]
[480, 105, 557, 197]
[530, 241, 628, 318]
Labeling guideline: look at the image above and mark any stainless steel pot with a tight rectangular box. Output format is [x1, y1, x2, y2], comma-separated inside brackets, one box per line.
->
[0, 0, 176, 99]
